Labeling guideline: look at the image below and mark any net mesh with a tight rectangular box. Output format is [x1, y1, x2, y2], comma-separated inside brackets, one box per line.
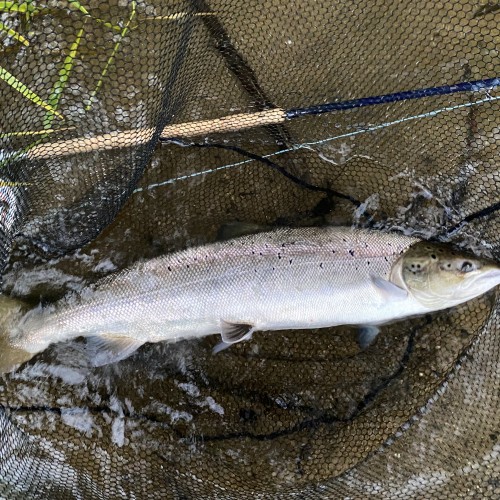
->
[0, 0, 498, 498]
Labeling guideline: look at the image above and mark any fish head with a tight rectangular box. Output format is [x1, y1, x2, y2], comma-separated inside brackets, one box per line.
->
[391, 241, 500, 310]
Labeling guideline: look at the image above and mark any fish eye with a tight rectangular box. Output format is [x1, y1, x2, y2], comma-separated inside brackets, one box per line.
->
[460, 261, 475, 273]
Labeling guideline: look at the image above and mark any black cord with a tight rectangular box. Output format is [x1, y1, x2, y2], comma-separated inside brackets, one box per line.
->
[160, 137, 361, 207]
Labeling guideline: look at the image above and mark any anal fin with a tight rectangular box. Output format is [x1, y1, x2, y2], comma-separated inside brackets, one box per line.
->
[85, 334, 145, 367]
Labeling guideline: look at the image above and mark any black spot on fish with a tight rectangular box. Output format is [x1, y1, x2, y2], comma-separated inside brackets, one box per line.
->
[168, 266, 172, 271]
[367, 261, 370, 265]
[278, 254, 281, 259]
[384, 256, 388, 262]
[289, 259, 293, 264]
[319, 262, 323, 269]
[186, 264, 190, 268]
[431, 254, 437, 260]
[342, 238, 347, 242]
[349, 249, 355, 256]
[282, 243, 286, 248]
[332, 249, 336, 254]
[259, 252, 263, 256]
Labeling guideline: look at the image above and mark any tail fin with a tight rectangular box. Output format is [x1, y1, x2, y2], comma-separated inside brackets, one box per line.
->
[0, 295, 35, 373]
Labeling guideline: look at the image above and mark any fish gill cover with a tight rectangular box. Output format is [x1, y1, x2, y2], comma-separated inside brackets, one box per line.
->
[0, 0, 498, 498]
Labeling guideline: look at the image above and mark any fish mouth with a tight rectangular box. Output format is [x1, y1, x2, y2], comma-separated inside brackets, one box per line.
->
[409, 267, 500, 309]
[459, 267, 500, 295]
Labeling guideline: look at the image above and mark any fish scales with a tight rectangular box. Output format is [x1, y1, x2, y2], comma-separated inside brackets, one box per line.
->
[15, 227, 417, 351]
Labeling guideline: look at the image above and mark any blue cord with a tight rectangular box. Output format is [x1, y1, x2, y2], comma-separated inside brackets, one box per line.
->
[286, 77, 500, 119]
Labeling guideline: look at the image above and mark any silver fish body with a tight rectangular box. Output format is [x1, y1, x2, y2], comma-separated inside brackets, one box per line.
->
[9, 226, 500, 365]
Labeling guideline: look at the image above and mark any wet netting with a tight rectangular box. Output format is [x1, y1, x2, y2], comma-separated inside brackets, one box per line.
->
[0, 0, 498, 498]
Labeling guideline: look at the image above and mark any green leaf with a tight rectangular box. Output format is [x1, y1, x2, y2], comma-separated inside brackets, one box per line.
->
[0, 2, 35, 13]
[0, 126, 74, 138]
[67, 0, 89, 15]
[0, 67, 64, 119]
[67, 1, 123, 31]
[92, 16, 122, 32]
[0, 2, 16, 12]
[86, 1, 137, 110]
[44, 25, 84, 128]
[0, 141, 40, 168]
[0, 21, 29, 45]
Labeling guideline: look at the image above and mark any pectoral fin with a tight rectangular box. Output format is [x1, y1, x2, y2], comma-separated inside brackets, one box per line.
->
[85, 334, 145, 367]
[357, 325, 380, 350]
[213, 320, 254, 354]
[370, 275, 408, 300]
[220, 320, 254, 343]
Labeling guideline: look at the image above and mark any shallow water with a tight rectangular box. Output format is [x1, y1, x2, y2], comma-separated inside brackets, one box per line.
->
[0, 0, 499, 498]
